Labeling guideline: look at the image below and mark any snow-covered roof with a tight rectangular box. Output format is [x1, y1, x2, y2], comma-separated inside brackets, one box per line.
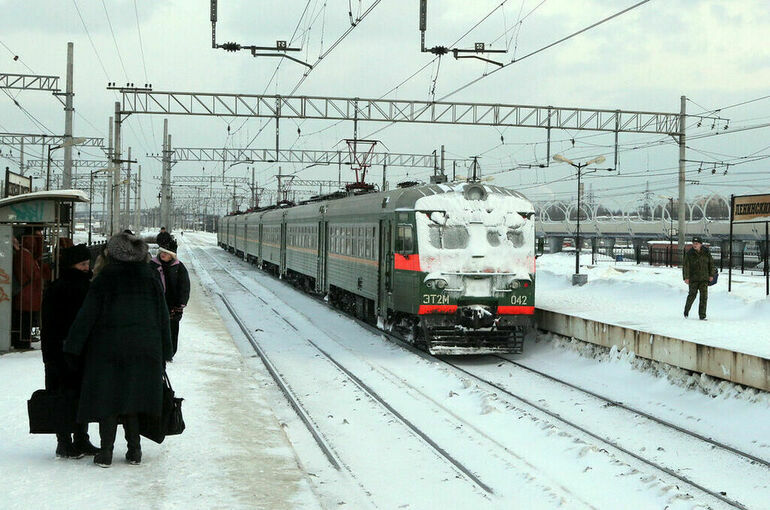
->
[0, 189, 89, 207]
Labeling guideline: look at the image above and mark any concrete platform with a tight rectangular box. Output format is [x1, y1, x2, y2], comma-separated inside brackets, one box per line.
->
[0, 270, 321, 509]
[536, 307, 770, 392]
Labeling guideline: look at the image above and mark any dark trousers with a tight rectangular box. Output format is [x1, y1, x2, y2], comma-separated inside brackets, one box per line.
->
[11, 310, 33, 347]
[170, 318, 180, 357]
[684, 281, 708, 319]
[99, 414, 141, 451]
[44, 362, 89, 444]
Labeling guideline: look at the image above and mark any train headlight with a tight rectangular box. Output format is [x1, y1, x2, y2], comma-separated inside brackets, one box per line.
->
[463, 184, 487, 201]
[435, 279, 448, 289]
[508, 280, 520, 289]
[426, 278, 448, 289]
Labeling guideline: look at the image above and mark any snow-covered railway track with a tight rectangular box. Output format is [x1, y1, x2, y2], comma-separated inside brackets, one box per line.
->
[186, 243, 503, 506]
[183, 235, 757, 508]
[494, 354, 770, 469]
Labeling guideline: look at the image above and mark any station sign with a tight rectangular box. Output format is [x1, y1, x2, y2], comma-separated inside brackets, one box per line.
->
[4, 169, 32, 198]
[733, 193, 770, 223]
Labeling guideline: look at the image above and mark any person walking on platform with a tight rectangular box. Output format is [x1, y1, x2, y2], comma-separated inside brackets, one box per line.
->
[156, 226, 172, 248]
[151, 238, 190, 359]
[41, 244, 99, 458]
[683, 236, 715, 320]
[64, 232, 172, 467]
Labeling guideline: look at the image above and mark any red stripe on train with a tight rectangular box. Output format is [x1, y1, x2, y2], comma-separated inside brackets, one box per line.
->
[394, 253, 421, 271]
[497, 306, 535, 315]
[418, 305, 458, 315]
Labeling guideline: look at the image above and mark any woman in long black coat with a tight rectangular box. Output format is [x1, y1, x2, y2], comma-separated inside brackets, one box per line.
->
[41, 244, 99, 458]
[64, 232, 172, 467]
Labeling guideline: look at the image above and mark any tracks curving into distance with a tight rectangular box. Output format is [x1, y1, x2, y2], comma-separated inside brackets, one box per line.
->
[186, 241, 495, 497]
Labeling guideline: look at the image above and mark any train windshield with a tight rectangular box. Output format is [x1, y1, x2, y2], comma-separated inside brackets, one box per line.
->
[414, 187, 535, 274]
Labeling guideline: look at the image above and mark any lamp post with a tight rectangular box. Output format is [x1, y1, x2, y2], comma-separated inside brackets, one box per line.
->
[659, 195, 675, 267]
[88, 167, 110, 244]
[46, 137, 87, 191]
[553, 154, 609, 284]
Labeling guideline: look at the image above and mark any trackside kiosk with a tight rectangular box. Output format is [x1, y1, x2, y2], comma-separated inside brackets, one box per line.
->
[0, 190, 89, 352]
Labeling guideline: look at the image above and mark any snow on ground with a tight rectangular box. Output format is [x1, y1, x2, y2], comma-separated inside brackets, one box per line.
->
[0, 255, 320, 510]
[3, 233, 770, 510]
[536, 252, 770, 359]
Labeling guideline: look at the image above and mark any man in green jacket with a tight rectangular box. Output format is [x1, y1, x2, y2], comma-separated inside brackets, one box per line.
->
[682, 236, 715, 320]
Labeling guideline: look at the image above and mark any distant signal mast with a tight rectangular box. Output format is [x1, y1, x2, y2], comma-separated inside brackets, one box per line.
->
[210, 0, 312, 68]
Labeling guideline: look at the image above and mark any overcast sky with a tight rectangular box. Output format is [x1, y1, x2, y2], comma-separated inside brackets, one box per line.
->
[1, 0, 769, 212]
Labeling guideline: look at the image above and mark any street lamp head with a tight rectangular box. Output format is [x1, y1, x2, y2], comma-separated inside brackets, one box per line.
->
[553, 154, 573, 165]
[586, 155, 606, 166]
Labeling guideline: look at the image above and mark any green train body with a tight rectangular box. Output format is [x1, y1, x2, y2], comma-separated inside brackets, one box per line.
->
[218, 182, 536, 354]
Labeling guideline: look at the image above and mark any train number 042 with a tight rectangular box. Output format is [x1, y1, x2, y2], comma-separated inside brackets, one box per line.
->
[510, 295, 528, 305]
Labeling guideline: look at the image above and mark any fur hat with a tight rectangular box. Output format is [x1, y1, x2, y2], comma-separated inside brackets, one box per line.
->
[157, 238, 178, 259]
[107, 232, 149, 262]
[692, 236, 704, 244]
[60, 244, 91, 268]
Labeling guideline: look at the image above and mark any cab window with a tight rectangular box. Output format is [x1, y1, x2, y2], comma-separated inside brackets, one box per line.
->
[396, 224, 414, 253]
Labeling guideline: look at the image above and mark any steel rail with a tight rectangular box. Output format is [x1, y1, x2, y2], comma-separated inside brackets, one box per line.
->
[495, 354, 770, 469]
[195, 244, 494, 495]
[185, 246, 341, 471]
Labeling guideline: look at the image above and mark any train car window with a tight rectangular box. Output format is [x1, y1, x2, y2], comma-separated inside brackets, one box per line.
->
[506, 226, 525, 248]
[396, 224, 414, 253]
[365, 238, 372, 259]
[487, 229, 501, 247]
[427, 225, 469, 249]
[352, 235, 358, 257]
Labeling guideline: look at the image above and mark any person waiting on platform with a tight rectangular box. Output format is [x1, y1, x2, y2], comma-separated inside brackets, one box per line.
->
[151, 238, 190, 359]
[41, 244, 99, 459]
[683, 236, 715, 320]
[156, 226, 172, 248]
[64, 232, 172, 467]
[12, 235, 42, 349]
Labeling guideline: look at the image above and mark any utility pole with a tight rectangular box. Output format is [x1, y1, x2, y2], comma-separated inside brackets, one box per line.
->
[135, 165, 142, 233]
[125, 147, 132, 229]
[112, 101, 121, 235]
[677, 95, 686, 257]
[19, 138, 24, 175]
[251, 166, 255, 208]
[107, 116, 113, 234]
[63, 42, 74, 188]
[160, 119, 171, 229]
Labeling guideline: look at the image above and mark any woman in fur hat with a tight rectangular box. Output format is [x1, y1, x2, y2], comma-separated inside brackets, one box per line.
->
[150, 238, 190, 359]
[41, 244, 99, 459]
[64, 232, 172, 467]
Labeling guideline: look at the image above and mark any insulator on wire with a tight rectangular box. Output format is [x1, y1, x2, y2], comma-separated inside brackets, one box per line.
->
[222, 42, 241, 52]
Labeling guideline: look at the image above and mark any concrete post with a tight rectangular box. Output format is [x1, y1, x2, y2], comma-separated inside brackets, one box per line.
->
[112, 102, 121, 235]
[677, 95, 687, 258]
[63, 42, 74, 189]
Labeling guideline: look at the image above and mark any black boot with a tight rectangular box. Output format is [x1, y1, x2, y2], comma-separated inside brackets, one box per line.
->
[96, 417, 118, 468]
[55, 434, 84, 459]
[93, 448, 113, 468]
[123, 414, 142, 465]
[73, 425, 99, 456]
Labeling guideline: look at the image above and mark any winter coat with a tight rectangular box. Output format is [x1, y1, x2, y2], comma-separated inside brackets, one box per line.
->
[150, 256, 190, 310]
[682, 246, 715, 282]
[63, 235, 172, 423]
[41, 268, 91, 371]
[12, 245, 42, 312]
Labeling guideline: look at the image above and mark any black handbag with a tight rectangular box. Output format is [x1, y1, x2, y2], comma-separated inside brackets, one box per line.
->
[138, 371, 185, 444]
[27, 389, 67, 434]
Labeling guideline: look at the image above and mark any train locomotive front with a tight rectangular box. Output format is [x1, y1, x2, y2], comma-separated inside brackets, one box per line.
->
[399, 183, 536, 354]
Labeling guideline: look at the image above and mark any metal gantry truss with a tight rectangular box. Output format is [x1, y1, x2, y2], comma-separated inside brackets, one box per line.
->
[26, 159, 108, 169]
[149, 146, 463, 168]
[0, 73, 60, 92]
[118, 89, 683, 135]
[0, 132, 104, 147]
